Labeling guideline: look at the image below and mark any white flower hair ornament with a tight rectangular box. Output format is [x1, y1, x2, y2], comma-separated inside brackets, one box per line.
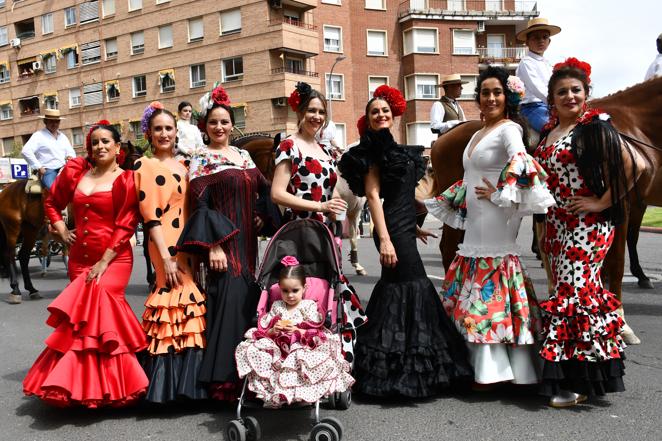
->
[197, 82, 231, 131]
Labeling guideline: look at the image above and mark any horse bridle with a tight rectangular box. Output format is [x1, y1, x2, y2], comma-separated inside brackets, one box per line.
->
[618, 132, 662, 152]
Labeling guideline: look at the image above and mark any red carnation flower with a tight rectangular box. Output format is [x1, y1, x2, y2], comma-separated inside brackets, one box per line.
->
[211, 86, 230, 106]
[356, 115, 368, 137]
[288, 90, 301, 112]
[279, 138, 294, 152]
[373, 85, 406, 117]
[306, 159, 323, 175]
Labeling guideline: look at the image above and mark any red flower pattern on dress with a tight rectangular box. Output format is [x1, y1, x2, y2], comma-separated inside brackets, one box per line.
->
[305, 159, 323, 175]
[310, 184, 323, 202]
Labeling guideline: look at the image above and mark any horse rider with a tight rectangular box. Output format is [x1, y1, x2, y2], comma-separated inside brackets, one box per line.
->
[21, 109, 75, 191]
[430, 74, 467, 136]
[515, 18, 562, 133]
[644, 32, 662, 80]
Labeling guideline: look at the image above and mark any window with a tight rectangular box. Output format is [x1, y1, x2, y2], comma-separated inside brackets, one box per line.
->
[403, 28, 437, 54]
[285, 57, 304, 74]
[71, 128, 84, 146]
[105, 38, 118, 58]
[106, 81, 120, 101]
[69, 88, 81, 107]
[41, 13, 53, 34]
[83, 83, 103, 106]
[452, 30, 475, 55]
[485, 0, 502, 10]
[323, 26, 342, 52]
[368, 76, 388, 94]
[222, 57, 243, 82]
[406, 123, 437, 147]
[102, 0, 115, 16]
[158, 25, 173, 49]
[2, 138, 14, 156]
[325, 73, 344, 100]
[130, 121, 143, 139]
[188, 17, 203, 42]
[14, 18, 36, 40]
[128, 0, 142, 11]
[65, 49, 79, 69]
[43, 53, 57, 73]
[0, 63, 10, 83]
[321, 0, 341, 4]
[80, 1, 99, 24]
[133, 75, 147, 97]
[220, 9, 241, 35]
[367, 30, 387, 56]
[156, 0, 169, 3]
[64, 7, 77, 27]
[190, 64, 206, 88]
[334, 123, 346, 149]
[0, 26, 7, 46]
[405, 74, 438, 100]
[81, 41, 101, 65]
[19, 96, 40, 116]
[459, 75, 477, 100]
[365, 0, 385, 9]
[0, 104, 12, 120]
[232, 106, 246, 129]
[447, 0, 465, 10]
[131, 31, 144, 54]
[44, 94, 58, 110]
[159, 70, 175, 93]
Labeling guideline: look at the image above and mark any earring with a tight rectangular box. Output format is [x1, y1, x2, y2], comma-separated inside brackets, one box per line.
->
[581, 102, 588, 113]
[202, 132, 209, 144]
[479, 111, 485, 122]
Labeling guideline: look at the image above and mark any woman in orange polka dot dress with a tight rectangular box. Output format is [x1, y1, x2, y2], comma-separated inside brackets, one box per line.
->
[134, 102, 207, 403]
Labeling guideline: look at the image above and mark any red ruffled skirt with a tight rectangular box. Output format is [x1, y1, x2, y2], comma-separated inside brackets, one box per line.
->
[23, 255, 148, 408]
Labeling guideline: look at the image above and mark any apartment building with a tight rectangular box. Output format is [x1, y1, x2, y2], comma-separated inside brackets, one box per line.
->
[0, 0, 537, 157]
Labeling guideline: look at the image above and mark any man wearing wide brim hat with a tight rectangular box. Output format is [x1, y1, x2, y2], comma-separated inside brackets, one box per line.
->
[644, 32, 662, 80]
[22, 109, 76, 190]
[515, 18, 561, 133]
[430, 74, 468, 136]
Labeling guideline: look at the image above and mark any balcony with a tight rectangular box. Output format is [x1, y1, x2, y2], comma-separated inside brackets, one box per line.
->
[269, 16, 317, 31]
[398, 0, 538, 22]
[477, 46, 527, 64]
[269, 0, 317, 11]
[14, 18, 36, 41]
[271, 67, 319, 78]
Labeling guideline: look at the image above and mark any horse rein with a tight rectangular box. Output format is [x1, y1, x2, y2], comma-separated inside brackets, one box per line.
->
[618, 132, 661, 152]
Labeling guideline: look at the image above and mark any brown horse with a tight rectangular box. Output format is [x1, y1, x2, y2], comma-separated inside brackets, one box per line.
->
[431, 77, 662, 303]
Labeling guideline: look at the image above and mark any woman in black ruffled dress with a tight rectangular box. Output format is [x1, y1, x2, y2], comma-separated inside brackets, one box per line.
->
[338, 86, 473, 397]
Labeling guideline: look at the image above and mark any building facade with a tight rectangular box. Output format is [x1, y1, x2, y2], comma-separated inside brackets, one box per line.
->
[0, 0, 537, 156]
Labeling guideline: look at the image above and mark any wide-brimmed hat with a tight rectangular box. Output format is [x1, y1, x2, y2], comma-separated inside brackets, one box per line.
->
[516, 18, 561, 42]
[38, 109, 65, 120]
[436, 74, 469, 87]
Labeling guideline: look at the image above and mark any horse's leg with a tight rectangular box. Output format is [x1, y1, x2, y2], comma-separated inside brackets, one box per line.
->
[39, 236, 49, 277]
[1, 223, 23, 302]
[605, 222, 641, 345]
[18, 226, 40, 298]
[627, 203, 652, 289]
[347, 208, 366, 276]
[441, 225, 464, 274]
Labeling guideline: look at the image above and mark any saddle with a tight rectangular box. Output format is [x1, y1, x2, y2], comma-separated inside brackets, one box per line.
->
[25, 174, 43, 195]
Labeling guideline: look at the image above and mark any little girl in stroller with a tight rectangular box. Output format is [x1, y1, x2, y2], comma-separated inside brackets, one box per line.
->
[235, 256, 354, 408]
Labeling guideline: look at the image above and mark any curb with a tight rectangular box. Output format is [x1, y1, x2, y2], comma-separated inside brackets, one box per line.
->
[641, 226, 662, 234]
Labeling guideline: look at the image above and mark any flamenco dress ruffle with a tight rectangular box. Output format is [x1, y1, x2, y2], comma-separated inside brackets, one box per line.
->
[23, 271, 148, 408]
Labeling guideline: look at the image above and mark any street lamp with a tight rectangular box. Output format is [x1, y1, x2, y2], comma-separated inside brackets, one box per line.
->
[327, 55, 346, 122]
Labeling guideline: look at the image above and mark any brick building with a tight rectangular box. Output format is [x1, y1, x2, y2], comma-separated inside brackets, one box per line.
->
[0, 0, 537, 156]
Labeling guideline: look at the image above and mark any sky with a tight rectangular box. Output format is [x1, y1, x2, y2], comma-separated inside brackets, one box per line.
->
[536, 0, 661, 97]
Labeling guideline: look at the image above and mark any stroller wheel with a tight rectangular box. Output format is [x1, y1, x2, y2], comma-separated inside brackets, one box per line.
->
[336, 390, 351, 410]
[320, 417, 344, 440]
[244, 416, 261, 441]
[309, 422, 340, 441]
[226, 419, 247, 441]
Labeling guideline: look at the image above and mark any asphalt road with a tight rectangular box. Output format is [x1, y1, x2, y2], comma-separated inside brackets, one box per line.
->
[1, 217, 661, 441]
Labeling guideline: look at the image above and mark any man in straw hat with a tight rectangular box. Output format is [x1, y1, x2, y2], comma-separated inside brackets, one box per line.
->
[430, 73, 468, 136]
[515, 17, 561, 133]
[22, 109, 75, 190]
[644, 32, 662, 80]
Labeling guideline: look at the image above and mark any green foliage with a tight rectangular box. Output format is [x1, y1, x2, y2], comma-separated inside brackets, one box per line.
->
[134, 138, 152, 157]
[7, 141, 23, 158]
[642, 207, 662, 228]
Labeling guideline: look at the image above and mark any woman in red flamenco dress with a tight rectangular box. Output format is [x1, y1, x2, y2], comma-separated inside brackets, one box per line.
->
[23, 122, 148, 408]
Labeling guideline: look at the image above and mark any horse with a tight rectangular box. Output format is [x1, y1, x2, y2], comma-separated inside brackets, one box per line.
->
[430, 77, 662, 327]
[233, 132, 369, 275]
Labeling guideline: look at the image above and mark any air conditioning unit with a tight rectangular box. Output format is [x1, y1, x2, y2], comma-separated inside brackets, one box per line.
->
[270, 0, 282, 8]
[32, 61, 43, 71]
[10, 38, 21, 48]
[272, 97, 287, 107]
[476, 22, 485, 32]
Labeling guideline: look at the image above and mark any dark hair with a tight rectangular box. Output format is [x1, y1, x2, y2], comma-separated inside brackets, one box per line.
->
[296, 89, 328, 133]
[278, 264, 306, 286]
[475, 66, 529, 147]
[546, 65, 591, 110]
[86, 124, 123, 164]
[178, 101, 193, 113]
[201, 104, 235, 145]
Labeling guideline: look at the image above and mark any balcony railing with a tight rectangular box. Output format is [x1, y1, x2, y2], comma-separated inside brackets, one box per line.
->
[398, 0, 537, 18]
[271, 67, 319, 78]
[477, 46, 527, 62]
[270, 16, 318, 31]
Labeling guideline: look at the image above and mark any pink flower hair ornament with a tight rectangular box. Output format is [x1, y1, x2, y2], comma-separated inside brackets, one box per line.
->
[280, 256, 300, 267]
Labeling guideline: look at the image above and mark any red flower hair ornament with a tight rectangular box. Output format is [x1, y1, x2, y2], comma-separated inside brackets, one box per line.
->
[553, 57, 592, 84]
[288, 82, 313, 112]
[198, 83, 232, 130]
[357, 85, 406, 137]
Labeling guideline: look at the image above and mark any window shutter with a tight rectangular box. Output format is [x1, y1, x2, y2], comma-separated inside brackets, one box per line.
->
[102, 0, 115, 16]
[221, 9, 241, 34]
[415, 29, 436, 52]
[81, 41, 101, 64]
[79, 1, 99, 23]
[365, 0, 384, 9]
[159, 26, 173, 47]
[453, 30, 475, 54]
[83, 83, 103, 106]
[367, 31, 385, 55]
[189, 18, 203, 40]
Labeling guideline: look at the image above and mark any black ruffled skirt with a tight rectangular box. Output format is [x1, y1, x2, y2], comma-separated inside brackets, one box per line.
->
[141, 348, 208, 403]
[540, 357, 626, 397]
[354, 276, 473, 398]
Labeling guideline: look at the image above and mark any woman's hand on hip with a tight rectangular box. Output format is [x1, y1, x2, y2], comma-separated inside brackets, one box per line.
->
[379, 239, 398, 268]
[86, 259, 110, 283]
[209, 245, 228, 272]
[475, 177, 497, 200]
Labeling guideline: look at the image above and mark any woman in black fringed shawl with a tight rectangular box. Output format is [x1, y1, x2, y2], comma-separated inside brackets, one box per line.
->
[177, 85, 271, 401]
[533, 57, 642, 408]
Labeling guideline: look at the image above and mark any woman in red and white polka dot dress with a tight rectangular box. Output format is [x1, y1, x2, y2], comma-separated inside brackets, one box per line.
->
[534, 58, 642, 408]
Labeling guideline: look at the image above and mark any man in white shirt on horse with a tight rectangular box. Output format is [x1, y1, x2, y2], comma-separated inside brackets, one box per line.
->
[515, 18, 561, 133]
[644, 33, 662, 80]
[21, 109, 75, 191]
[430, 74, 467, 136]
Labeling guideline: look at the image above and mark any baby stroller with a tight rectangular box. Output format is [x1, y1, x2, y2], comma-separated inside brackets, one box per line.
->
[227, 219, 353, 441]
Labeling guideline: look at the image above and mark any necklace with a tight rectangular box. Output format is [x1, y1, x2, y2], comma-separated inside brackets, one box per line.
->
[91, 164, 118, 176]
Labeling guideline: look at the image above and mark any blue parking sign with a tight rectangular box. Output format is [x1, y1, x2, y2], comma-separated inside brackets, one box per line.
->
[11, 163, 29, 179]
